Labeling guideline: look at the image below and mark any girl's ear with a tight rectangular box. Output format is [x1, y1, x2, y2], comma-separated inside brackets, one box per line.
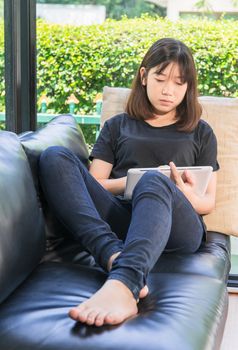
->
[140, 67, 147, 86]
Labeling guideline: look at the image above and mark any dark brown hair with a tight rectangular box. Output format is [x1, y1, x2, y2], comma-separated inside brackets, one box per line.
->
[126, 38, 202, 132]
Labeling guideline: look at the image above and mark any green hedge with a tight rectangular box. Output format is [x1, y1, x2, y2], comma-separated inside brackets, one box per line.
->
[0, 16, 237, 115]
[36, 16, 238, 115]
[0, 19, 4, 113]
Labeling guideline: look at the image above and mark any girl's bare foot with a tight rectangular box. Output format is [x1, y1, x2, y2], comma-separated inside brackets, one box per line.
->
[69, 279, 138, 326]
[107, 252, 149, 300]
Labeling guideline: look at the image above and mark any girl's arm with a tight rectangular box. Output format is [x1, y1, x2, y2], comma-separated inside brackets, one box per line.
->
[170, 162, 217, 215]
[89, 158, 127, 195]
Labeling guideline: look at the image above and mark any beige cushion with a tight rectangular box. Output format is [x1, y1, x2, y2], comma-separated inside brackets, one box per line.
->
[101, 86, 131, 127]
[101, 86, 238, 236]
[199, 96, 238, 236]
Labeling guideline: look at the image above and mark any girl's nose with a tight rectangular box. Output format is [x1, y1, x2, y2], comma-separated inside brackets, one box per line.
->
[162, 82, 173, 95]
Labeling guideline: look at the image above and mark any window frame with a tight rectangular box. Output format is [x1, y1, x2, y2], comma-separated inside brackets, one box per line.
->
[4, 0, 36, 132]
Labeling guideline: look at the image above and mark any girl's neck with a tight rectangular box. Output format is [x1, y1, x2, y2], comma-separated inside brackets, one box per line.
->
[145, 112, 178, 127]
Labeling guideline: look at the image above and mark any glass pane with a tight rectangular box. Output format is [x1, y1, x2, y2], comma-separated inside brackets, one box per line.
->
[0, 0, 4, 130]
[36, 0, 164, 148]
[36, 1, 164, 147]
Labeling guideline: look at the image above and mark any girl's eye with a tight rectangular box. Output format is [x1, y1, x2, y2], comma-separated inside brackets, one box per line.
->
[176, 81, 184, 86]
[155, 78, 165, 82]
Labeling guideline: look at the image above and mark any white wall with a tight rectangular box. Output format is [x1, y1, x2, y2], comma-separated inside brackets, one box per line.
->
[36, 4, 106, 25]
[167, 0, 238, 20]
[150, 0, 238, 20]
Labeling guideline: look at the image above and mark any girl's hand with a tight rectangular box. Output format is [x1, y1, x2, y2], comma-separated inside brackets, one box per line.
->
[169, 161, 197, 197]
[169, 161, 217, 215]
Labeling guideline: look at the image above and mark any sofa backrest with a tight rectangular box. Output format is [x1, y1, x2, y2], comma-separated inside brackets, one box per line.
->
[19, 114, 90, 246]
[0, 132, 45, 303]
[20, 114, 89, 192]
[101, 86, 238, 236]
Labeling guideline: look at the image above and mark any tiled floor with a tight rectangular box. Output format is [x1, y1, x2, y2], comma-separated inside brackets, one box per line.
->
[220, 293, 238, 350]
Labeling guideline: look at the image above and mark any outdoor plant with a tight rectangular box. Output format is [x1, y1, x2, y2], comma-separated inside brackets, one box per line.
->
[36, 16, 237, 115]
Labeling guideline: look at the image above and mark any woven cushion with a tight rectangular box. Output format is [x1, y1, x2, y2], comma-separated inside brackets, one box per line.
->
[101, 86, 238, 236]
[199, 96, 238, 236]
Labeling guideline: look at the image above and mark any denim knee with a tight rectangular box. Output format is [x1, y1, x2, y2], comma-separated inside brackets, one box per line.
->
[133, 170, 174, 198]
[40, 146, 72, 166]
[40, 145, 86, 172]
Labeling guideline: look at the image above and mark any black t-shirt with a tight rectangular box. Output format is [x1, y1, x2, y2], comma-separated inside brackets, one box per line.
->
[90, 113, 219, 179]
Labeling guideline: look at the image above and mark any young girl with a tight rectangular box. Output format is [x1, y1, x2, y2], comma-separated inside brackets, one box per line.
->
[39, 38, 219, 327]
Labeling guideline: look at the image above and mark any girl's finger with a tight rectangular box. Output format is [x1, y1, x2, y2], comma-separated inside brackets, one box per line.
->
[169, 162, 184, 186]
[184, 170, 195, 185]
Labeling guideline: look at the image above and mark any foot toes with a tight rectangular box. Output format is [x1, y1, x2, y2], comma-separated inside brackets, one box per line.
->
[68, 307, 80, 321]
[94, 312, 107, 327]
[78, 309, 90, 323]
[69, 305, 88, 323]
[86, 310, 99, 326]
[105, 312, 123, 325]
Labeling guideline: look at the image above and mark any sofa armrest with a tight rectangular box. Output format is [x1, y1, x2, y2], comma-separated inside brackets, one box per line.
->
[0, 132, 45, 303]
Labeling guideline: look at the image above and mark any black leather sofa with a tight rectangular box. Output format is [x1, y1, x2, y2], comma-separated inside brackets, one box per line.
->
[0, 115, 230, 350]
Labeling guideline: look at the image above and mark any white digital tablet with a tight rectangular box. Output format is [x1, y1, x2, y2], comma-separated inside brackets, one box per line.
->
[124, 166, 213, 200]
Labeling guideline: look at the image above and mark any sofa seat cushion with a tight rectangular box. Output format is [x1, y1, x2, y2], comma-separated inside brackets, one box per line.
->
[152, 232, 230, 282]
[41, 231, 230, 280]
[0, 261, 228, 350]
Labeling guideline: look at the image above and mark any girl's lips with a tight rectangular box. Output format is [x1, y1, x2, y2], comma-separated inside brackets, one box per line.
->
[159, 99, 173, 105]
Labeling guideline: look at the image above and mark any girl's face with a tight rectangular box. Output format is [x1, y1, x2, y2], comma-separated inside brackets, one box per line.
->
[140, 62, 188, 118]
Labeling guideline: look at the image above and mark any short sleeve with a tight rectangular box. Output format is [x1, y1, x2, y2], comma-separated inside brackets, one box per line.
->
[89, 121, 115, 164]
[195, 123, 220, 171]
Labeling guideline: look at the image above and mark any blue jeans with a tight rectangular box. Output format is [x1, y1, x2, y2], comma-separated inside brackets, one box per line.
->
[39, 146, 205, 299]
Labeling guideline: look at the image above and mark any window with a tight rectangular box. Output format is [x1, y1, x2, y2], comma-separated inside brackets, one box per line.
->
[0, 0, 4, 130]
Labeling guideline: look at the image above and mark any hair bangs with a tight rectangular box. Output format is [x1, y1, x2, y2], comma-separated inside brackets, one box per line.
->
[177, 51, 195, 84]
